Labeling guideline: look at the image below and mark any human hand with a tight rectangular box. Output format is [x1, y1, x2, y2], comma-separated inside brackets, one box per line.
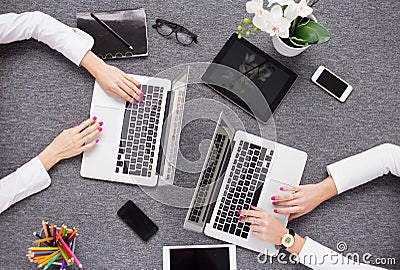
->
[239, 206, 288, 245]
[271, 177, 338, 221]
[38, 116, 103, 171]
[80, 51, 143, 103]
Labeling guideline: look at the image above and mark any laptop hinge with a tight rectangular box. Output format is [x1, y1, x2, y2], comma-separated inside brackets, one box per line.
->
[156, 90, 173, 175]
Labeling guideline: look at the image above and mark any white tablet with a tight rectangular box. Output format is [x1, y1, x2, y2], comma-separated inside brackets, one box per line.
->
[163, 244, 237, 270]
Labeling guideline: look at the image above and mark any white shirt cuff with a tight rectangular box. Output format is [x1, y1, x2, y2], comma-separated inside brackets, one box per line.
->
[63, 28, 94, 66]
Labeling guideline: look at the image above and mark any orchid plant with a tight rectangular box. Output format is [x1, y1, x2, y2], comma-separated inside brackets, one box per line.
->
[237, 0, 330, 47]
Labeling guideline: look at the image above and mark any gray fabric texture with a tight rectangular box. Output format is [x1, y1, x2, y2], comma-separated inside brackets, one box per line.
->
[0, 0, 399, 269]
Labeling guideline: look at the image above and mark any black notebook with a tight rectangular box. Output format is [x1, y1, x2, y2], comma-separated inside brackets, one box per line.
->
[77, 9, 148, 59]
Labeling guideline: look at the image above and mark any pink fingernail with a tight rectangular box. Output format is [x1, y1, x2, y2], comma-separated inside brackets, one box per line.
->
[137, 83, 141, 89]
[98, 127, 103, 132]
[237, 210, 241, 215]
[271, 196, 275, 200]
[133, 100, 137, 104]
[250, 205, 256, 209]
[280, 187, 284, 191]
[139, 98, 143, 102]
[274, 209, 278, 213]
[272, 201, 276, 205]
[96, 139, 99, 143]
[238, 217, 243, 222]
[92, 116, 97, 121]
[140, 93, 144, 97]
[77, 122, 82, 126]
[98, 121, 103, 126]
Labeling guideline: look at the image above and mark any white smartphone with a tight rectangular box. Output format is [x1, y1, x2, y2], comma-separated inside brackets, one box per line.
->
[311, 66, 353, 102]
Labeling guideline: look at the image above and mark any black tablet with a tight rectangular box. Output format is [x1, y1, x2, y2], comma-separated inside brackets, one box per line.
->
[202, 33, 297, 122]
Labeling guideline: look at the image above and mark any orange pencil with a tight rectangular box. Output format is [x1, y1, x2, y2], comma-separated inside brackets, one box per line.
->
[42, 221, 50, 240]
[37, 250, 60, 268]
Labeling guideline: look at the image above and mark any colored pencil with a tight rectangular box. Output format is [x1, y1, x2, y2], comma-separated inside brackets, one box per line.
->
[42, 221, 50, 240]
[56, 225, 64, 242]
[50, 223, 54, 237]
[37, 250, 60, 267]
[53, 226, 57, 245]
[29, 247, 59, 251]
[44, 252, 62, 270]
[61, 259, 66, 270]
[28, 251, 55, 255]
[57, 243, 71, 264]
[32, 232, 52, 247]
[58, 236, 83, 268]
[33, 237, 53, 243]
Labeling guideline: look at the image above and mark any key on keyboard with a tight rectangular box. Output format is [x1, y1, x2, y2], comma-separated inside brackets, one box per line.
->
[115, 85, 164, 177]
[188, 134, 227, 224]
[212, 140, 274, 239]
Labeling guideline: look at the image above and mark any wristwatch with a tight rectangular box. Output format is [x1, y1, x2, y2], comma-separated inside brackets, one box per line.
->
[280, 228, 295, 250]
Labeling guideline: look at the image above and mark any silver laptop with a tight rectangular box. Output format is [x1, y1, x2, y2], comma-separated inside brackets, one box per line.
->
[81, 67, 189, 186]
[184, 112, 307, 256]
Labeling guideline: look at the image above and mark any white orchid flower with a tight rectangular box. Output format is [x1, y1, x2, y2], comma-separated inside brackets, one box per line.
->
[246, 0, 265, 16]
[264, 5, 291, 38]
[246, 0, 270, 31]
[284, 0, 313, 22]
[267, 0, 294, 7]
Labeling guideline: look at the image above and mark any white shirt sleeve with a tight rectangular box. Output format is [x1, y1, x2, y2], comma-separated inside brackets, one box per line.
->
[296, 237, 385, 270]
[327, 143, 400, 194]
[0, 11, 94, 66]
[0, 156, 51, 214]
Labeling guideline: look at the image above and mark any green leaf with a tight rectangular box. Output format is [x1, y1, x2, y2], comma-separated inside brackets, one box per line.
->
[289, 36, 309, 47]
[297, 18, 311, 28]
[292, 25, 319, 44]
[304, 21, 330, 44]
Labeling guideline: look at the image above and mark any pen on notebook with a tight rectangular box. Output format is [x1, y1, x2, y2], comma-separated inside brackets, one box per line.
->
[90, 12, 134, 51]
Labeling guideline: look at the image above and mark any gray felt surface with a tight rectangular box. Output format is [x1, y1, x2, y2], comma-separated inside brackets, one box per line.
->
[0, 0, 399, 269]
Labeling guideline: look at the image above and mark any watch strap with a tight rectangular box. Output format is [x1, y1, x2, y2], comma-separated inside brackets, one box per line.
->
[280, 228, 295, 251]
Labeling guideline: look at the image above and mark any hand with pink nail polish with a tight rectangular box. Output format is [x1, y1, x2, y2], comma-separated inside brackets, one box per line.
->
[80, 51, 142, 103]
[271, 178, 338, 221]
[38, 117, 102, 171]
[239, 206, 288, 245]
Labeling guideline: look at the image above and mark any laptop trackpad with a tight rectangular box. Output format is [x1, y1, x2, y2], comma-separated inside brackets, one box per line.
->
[92, 105, 123, 143]
[262, 179, 293, 220]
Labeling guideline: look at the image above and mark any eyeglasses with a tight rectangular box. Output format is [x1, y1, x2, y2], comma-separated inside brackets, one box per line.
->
[152, 19, 198, 46]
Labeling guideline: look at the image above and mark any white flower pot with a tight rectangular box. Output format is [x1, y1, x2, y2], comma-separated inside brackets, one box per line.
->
[272, 15, 317, 57]
[272, 35, 310, 57]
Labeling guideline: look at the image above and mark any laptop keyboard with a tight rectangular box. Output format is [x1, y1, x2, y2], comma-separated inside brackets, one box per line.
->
[115, 85, 165, 177]
[212, 140, 274, 239]
[188, 134, 227, 223]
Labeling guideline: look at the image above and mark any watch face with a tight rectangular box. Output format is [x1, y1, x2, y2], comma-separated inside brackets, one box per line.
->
[282, 234, 295, 248]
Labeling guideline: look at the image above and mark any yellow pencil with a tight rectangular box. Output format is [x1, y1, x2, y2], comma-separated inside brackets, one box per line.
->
[33, 237, 53, 243]
[29, 247, 59, 251]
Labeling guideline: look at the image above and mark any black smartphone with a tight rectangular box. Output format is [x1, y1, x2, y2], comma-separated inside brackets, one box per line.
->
[117, 200, 158, 241]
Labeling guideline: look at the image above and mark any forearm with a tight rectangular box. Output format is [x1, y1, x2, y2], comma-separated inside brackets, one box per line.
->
[0, 157, 51, 214]
[80, 51, 106, 79]
[38, 146, 60, 172]
[0, 12, 94, 65]
[327, 143, 400, 194]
